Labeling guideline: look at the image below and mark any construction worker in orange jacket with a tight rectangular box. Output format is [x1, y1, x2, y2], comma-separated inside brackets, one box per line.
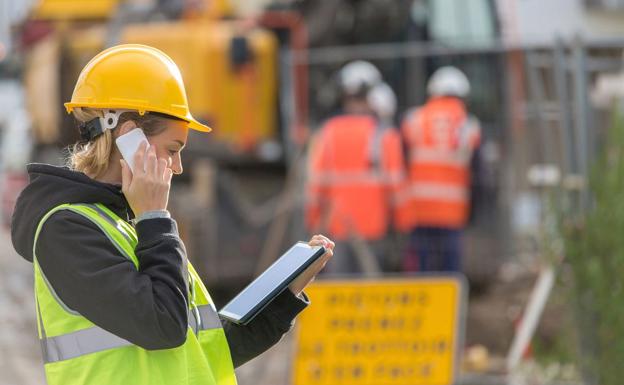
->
[399, 66, 481, 272]
[306, 62, 405, 273]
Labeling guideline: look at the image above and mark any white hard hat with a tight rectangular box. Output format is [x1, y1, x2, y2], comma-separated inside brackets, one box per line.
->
[367, 82, 397, 120]
[427, 66, 470, 97]
[339, 60, 382, 96]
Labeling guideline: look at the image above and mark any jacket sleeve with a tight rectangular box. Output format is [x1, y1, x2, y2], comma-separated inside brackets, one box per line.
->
[221, 289, 309, 368]
[35, 210, 190, 350]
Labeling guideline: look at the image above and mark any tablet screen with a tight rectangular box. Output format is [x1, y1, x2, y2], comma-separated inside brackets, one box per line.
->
[219, 242, 324, 323]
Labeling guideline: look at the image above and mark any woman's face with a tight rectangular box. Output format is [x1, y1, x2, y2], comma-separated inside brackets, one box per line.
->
[145, 120, 189, 175]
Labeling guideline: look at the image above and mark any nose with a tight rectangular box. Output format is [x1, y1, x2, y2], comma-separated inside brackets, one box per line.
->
[172, 155, 183, 175]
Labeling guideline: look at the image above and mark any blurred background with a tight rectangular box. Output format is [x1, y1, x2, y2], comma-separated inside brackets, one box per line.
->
[4, 0, 624, 384]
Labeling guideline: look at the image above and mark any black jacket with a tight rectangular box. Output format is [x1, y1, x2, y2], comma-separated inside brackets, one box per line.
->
[11, 163, 307, 367]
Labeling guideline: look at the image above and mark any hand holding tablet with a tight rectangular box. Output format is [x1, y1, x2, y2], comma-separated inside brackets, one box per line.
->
[219, 239, 333, 325]
[288, 234, 335, 295]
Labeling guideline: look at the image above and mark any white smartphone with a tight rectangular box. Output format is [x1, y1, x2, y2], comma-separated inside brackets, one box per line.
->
[115, 128, 149, 174]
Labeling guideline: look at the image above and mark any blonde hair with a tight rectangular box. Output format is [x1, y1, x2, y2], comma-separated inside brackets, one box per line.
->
[68, 108, 171, 178]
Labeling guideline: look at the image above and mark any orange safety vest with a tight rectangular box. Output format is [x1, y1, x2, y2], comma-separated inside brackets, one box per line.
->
[399, 97, 480, 229]
[306, 115, 405, 240]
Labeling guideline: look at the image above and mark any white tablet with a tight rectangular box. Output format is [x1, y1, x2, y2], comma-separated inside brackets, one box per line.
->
[218, 242, 325, 325]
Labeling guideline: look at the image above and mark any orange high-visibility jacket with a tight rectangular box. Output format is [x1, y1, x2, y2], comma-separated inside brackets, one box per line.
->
[399, 97, 481, 229]
[306, 115, 405, 241]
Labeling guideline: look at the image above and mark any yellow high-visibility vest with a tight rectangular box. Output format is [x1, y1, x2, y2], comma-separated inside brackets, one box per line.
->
[33, 203, 237, 385]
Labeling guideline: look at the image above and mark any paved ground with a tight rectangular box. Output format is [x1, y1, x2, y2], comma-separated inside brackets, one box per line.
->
[236, 333, 295, 385]
[0, 229, 45, 385]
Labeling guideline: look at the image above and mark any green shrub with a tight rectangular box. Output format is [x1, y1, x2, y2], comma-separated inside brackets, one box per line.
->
[565, 112, 624, 384]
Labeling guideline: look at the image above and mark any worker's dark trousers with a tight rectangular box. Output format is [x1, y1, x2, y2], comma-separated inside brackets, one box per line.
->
[324, 239, 388, 275]
[405, 227, 462, 272]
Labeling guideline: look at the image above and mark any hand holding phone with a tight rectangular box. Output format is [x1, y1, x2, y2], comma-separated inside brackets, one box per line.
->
[115, 128, 149, 174]
[117, 128, 173, 217]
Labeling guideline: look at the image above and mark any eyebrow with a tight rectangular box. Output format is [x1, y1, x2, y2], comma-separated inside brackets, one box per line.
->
[174, 140, 186, 148]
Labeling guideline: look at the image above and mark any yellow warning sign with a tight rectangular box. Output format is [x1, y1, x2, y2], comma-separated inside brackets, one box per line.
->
[292, 277, 465, 385]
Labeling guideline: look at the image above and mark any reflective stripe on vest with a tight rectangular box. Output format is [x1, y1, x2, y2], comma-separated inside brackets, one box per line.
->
[410, 147, 472, 168]
[39, 304, 222, 364]
[395, 182, 468, 205]
[189, 305, 223, 333]
[90, 203, 137, 245]
[41, 324, 132, 364]
[309, 170, 404, 186]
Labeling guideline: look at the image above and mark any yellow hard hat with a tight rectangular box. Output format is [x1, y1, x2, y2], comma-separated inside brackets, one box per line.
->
[64, 44, 210, 132]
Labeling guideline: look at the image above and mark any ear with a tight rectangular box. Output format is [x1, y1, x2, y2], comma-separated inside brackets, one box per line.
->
[115, 120, 137, 138]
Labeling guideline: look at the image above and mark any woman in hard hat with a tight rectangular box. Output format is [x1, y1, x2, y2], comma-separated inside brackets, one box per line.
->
[11, 44, 334, 385]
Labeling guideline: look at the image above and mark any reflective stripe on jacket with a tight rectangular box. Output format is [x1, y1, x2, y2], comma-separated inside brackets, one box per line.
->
[306, 115, 405, 240]
[33, 203, 237, 385]
[400, 97, 480, 229]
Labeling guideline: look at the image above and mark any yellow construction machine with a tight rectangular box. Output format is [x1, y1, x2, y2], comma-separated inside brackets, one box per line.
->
[25, 0, 308, 301]
[29, 0, 282, 158]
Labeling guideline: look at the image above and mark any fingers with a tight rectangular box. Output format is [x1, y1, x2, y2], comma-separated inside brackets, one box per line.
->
[321, 247, 333, 262]
[133, 141, 148, 175]
[157, 158, 168, 181]
[308, 234, 334, 270]
[122, 142, 173, 216]
[131, 144, 171, 184]
[146, 145, 158, 178]
[290, 236, 336, 295]
[309, 234, 335, 251]
[164, 167, 173, 184]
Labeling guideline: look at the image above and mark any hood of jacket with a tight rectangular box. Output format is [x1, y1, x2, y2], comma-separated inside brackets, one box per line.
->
[11, 163, 132, 263]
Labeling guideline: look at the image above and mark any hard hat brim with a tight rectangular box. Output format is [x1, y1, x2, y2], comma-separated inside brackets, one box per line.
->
[186, 117, 212, 132]
[64, 102, 212, 133]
